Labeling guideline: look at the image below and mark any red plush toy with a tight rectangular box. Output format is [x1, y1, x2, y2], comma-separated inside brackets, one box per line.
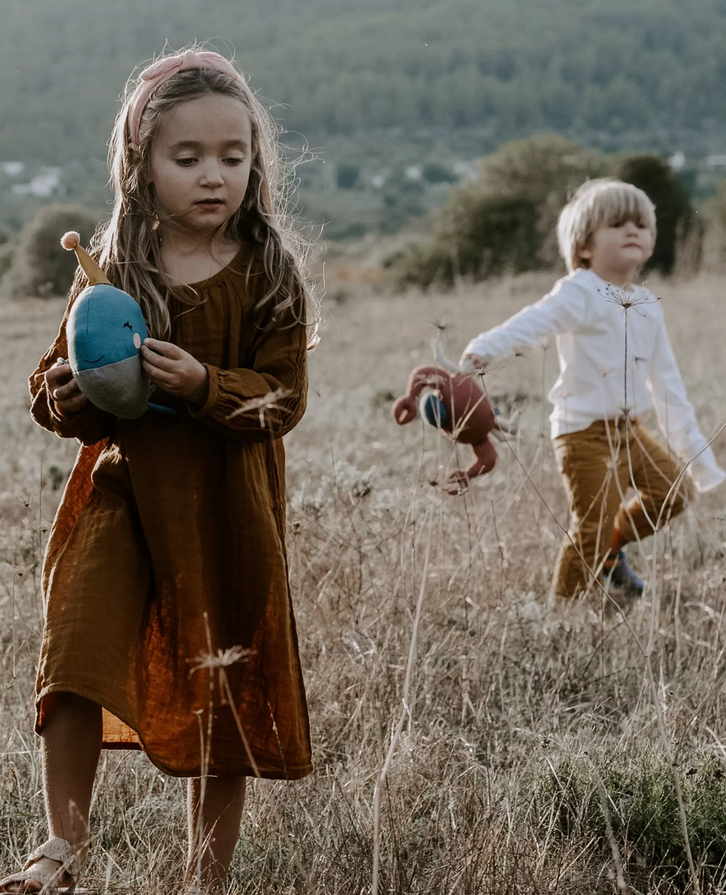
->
[392, 343, 517, 494]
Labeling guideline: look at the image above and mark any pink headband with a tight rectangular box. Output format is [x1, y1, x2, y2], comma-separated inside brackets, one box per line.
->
[128, 50, 246, 151]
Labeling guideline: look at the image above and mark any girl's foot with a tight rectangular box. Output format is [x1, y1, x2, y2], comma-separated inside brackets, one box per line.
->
[0, 839, 79, 893]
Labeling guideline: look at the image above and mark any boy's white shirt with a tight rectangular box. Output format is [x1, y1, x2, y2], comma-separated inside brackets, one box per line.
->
[462, 268, 725, 493]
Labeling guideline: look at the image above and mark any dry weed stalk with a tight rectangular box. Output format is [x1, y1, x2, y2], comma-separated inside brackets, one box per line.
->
[371, 506, 434, 895]
[605, 283, 700, 893]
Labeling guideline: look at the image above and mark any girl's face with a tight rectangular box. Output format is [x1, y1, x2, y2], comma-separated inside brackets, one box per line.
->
[147, 93, 253, 238]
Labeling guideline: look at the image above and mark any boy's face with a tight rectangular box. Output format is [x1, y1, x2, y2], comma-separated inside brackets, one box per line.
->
[580, 219, 654, 280]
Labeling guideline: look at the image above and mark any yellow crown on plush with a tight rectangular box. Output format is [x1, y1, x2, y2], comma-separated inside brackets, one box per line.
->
[60, 231, 111, 286]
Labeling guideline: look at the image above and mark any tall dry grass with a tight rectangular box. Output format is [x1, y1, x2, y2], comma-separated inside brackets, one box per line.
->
[2, 272, 726, 893]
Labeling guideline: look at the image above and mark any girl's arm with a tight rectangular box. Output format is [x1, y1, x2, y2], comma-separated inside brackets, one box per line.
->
[460, 277, 593, 367]
[29, 303, 116, 445]
[647, 313, 726, 493]
[183, 306, 308, 442]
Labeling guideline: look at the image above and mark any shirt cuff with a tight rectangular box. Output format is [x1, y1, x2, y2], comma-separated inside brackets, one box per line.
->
[187, 364, 218, 419]
[462, 337, 494, 364]
[688, 455, 726, 493]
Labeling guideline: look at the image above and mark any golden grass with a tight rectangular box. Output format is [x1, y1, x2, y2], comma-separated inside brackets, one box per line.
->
[2, 272, 726, 893]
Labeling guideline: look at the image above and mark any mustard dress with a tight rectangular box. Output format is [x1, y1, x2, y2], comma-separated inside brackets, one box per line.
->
[28, 245, 312, 779]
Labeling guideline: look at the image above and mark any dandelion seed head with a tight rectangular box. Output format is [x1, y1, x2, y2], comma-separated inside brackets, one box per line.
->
[600, 283, 659, 314]
[226, 387, 292, 428]
[188, 645, 251, 674]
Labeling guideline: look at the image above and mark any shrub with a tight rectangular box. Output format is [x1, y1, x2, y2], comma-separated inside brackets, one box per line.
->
[389, 136, 607, 289]
[388, 138, 703, 289]
[464, 135, 608, 270]
[0, 227, 14, 285]
[535, 749, 726, 887]
[1, 203, 99, 299]
[391, 197, 539, 290]
[614, 154, 698, 276]
[384, 242, 457, 290]
[336, 163, 360, 190]
[422, 162, 457, 185]
[379, 173, 427, 235]
[0, 243, 14, 285]
[701, 179, 726, 270]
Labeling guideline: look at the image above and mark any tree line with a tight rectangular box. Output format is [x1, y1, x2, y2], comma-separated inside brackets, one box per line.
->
[0, 0, 725, 163]
[7, 137, 726, 299]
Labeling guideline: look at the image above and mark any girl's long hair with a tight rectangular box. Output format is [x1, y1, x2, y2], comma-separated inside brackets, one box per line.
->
[69, 47, 319, 346]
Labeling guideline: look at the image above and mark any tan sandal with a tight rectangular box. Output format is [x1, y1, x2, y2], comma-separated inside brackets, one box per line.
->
[0, 838, 81, 893]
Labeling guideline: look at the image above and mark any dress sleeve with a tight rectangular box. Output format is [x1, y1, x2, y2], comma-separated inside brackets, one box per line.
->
[28, 300, 116, 445]
[647, 311, 726, 493]
[188, 306, 308, 442]
[462, 277, 593, 364]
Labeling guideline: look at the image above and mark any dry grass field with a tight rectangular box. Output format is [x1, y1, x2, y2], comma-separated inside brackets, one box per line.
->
[2, 271, 726, 893]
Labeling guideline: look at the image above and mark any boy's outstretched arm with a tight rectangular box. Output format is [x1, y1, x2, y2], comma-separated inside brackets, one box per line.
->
[459, 279, 593, 371]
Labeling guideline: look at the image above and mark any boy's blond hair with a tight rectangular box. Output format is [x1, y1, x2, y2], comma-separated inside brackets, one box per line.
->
[557, 178, 657, 273]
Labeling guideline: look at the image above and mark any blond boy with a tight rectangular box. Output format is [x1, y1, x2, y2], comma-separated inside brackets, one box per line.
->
[460, 178, 724, 601]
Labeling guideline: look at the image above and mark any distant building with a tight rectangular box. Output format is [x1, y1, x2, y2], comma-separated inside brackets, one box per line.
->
[1, 161, 25, 177]
[669, 150, 686, 171]
[453, 160, 478, 183]
[11, 166, 62, 197]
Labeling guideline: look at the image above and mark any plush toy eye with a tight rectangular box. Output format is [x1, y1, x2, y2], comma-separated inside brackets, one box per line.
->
[124, 321, 133, 330]
[133, 333, 142, 349]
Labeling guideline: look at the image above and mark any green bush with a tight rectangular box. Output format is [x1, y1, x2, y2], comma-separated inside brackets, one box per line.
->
[701, 180, 726, 270]
[336, 163, 360, 190]
[535, 749, 726, 886]
[422, 162, 457, 185]
[459, 135, 608, 270]
[614, 154, 698, 276]
[389, 136, 607, 289]
[0, 226, 13, 285]
[388, 136, 701, 290]
[1, 203, 99, 299]
[379, 172, 427, 235]
[390, 197, 540, 290]
[384, 242, 457, 290]
[0, 243, 14, 285]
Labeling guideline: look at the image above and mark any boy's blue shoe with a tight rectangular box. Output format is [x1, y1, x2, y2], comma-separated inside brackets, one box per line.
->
[603, 549, 644, 596]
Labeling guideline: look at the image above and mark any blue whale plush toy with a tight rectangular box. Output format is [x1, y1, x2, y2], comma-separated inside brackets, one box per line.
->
[61, 231, 150, 419]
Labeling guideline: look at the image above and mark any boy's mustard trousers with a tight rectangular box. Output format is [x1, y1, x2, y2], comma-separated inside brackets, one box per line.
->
[552, 418, 691, 599]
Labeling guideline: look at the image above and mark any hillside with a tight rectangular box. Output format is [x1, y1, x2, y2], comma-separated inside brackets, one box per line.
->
[1, 0, 725, 164]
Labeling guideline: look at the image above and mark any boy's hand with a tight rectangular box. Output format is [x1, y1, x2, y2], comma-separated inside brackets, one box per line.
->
[45, 362, 88, 415]
[141, 338, 209, 405]
[459, 353, 487, 374]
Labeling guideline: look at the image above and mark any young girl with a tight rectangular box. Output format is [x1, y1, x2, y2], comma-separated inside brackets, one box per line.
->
[460, 178, 725, 604]
[1, 48, 316, 894]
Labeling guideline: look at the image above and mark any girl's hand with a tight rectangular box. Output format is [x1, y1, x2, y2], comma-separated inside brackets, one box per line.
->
[141, 338, 209, 405]
[45, 362, 88, 415]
